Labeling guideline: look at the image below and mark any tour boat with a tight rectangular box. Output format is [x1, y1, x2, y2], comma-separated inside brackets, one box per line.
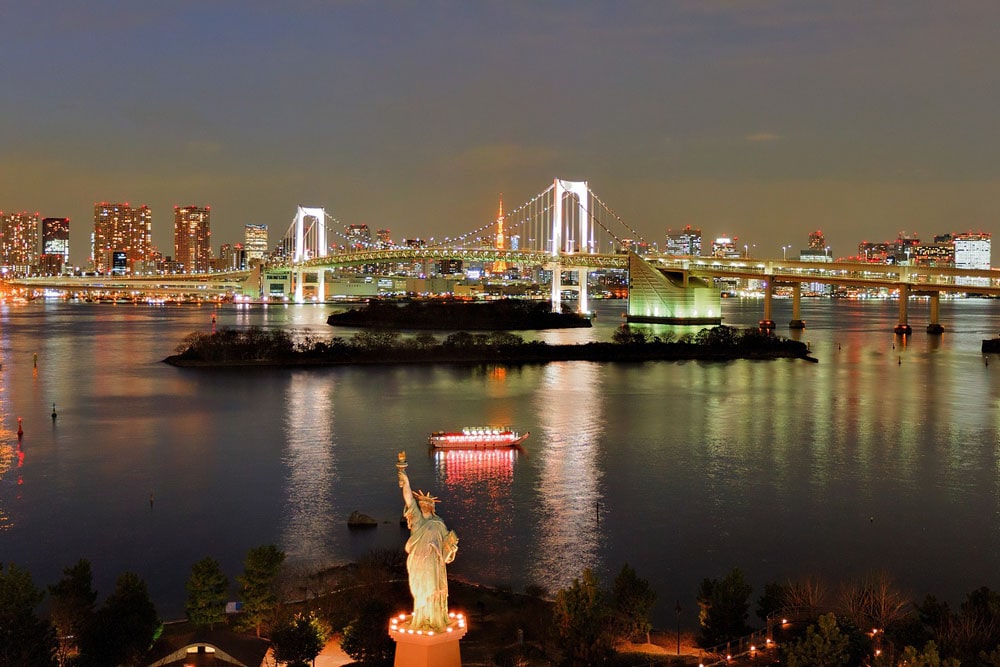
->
[428, 426, 529, 449]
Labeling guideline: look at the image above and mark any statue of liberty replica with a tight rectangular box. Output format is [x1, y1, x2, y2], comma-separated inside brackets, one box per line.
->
[397, 451, 459, 630]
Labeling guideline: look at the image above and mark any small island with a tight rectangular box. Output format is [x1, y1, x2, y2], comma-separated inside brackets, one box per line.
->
[326, 298, 593, 330]
[163, 324, 813, 367]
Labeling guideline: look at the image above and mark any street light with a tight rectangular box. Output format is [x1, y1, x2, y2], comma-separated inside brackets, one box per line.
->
[782, 245, 790, 260]
[744, 244, 749, 258]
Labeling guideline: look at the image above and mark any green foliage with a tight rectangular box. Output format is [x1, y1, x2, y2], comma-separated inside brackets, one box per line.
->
[553, 568, 615, 666]
[185, 557, 229, 628]
[77, 571, 159, 667]
[271, 612, 329, 667]
[177, 326, 296, 361]
[340, 598, 395, 666]
[0, 562, 57, 667]
[48, 559, 97, 664]
[610, 563, 656, 643]
[611, 326, 647, 345]
[350, 329, 401, 349]
[784, 613, 850, 667]
[443, 331, 477, 347]
[697, 568, 753, 647]
[235, 544, 286, 637]
[898, 640, 961, 666]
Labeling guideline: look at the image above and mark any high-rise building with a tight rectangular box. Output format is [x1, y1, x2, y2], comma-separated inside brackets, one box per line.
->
[807, 230, 826, 251]
[347, 224, 373, 249]
[42, 217, 70, 260]
[0, 210, 40, 275]
[376, 229, 393, 248]
[173, 205, 212, 273]
[711, 236, 739, 258]
[244, 224, 269, 263]
[665, 225, 702, 256]
[93, 203, 152, 274]
[954, 232, 991, 270]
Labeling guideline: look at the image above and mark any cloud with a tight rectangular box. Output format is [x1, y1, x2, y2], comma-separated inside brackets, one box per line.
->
[745, 132, 781, 143]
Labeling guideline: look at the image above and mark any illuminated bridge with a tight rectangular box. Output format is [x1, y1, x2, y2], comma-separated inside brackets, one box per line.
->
[11, 177, 1000, 333]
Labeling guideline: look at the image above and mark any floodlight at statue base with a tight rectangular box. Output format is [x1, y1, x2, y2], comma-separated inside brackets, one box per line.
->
[389, 612, 467, 667]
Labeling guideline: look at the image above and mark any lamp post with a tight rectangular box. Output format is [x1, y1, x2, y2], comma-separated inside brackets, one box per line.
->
[782, 245, 790, 260]
[744, 244, 748, 258]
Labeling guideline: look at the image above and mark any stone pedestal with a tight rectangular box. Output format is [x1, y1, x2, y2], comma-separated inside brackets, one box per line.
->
[389, 613, 467, 667]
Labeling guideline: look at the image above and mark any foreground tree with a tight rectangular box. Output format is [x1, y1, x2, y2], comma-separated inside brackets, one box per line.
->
[897, 640, 960, 667]
[697, 568, 753, 648]
[340, 599, 395, 666]
[0, 562, 57, 667]
[236, 544, 286, 637]
[610, 563, 656, 644]
[784, 612, 850, 667]
[48, 559, 97, 665]
[553, 568, 614, 666]
[185, 557, 229, 629]
[77, 572, 159, 667]
[271, 612, 329, 667]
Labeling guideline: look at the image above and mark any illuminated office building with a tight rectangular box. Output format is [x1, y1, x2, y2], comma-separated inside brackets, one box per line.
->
[244, 224, 269, 262]
[93, 202, 152, 274]
[665, 225, 702, 256]
[0, 210, 40, 274]
[174, 205, 212, 273]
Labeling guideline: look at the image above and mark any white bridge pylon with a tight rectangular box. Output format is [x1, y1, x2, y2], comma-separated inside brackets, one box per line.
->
[293, 205, 328, 302]
[550, 179, 591, 314]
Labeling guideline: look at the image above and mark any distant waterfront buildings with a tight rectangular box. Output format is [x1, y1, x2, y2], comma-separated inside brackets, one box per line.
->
[711, 236, 739, 258]
[40, 217, 70, 274]
[173, 205, 212, 273]
[665, 225, 702, 256]
[93, 202, 152, 274]
[244, 224, 268, 263]
[954, 232, 991, 270]
[0, 210, 40, 275]
[347, 224, 373, 249]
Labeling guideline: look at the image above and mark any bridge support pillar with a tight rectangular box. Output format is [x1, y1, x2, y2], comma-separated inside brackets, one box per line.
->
[316, 268, 325, 303]
[927, 291, 944, 334]
[550, 263, 562, 313]
[894, 283, 912, 335]
[293, 269, 304, 303]
[759, 277, 775, 330]
[577, 268, 589, 314]
[789, 283, 805, 329]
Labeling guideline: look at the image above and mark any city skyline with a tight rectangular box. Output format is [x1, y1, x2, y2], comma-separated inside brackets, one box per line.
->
[3, 2, 999, 267]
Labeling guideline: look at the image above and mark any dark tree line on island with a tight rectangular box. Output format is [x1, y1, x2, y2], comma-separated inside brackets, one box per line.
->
[166, 323, 810, 366]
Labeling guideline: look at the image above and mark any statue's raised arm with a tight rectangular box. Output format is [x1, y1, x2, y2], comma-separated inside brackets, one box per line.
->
[397, 451, 414, 508]
[394, 450, 458, 632]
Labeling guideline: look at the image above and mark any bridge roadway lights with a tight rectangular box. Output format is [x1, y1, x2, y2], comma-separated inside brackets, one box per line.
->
[926, 323, 945, 335]
[758, 320, 776, 331]
[893, 324, 913, 335]
[789, 320, 806, 329]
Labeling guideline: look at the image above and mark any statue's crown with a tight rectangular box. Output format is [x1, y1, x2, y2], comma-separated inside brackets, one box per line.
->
[414, 490, 439, 504]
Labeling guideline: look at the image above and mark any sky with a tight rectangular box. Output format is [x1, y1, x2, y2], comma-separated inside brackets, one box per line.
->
[2, 1, 999, 266]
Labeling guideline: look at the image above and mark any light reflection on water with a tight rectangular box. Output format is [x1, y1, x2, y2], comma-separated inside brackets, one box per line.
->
[1, 298, 1000, 625]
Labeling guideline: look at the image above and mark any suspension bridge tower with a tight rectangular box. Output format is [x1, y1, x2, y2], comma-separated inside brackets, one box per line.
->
[292, 205, 328, 302]
[550, 179, 591, 314]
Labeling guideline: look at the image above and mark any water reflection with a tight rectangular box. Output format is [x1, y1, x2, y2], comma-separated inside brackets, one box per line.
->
[281, 372, 337, 565]
[432, 448, 518, 583]
[531, 362, 604, 592]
